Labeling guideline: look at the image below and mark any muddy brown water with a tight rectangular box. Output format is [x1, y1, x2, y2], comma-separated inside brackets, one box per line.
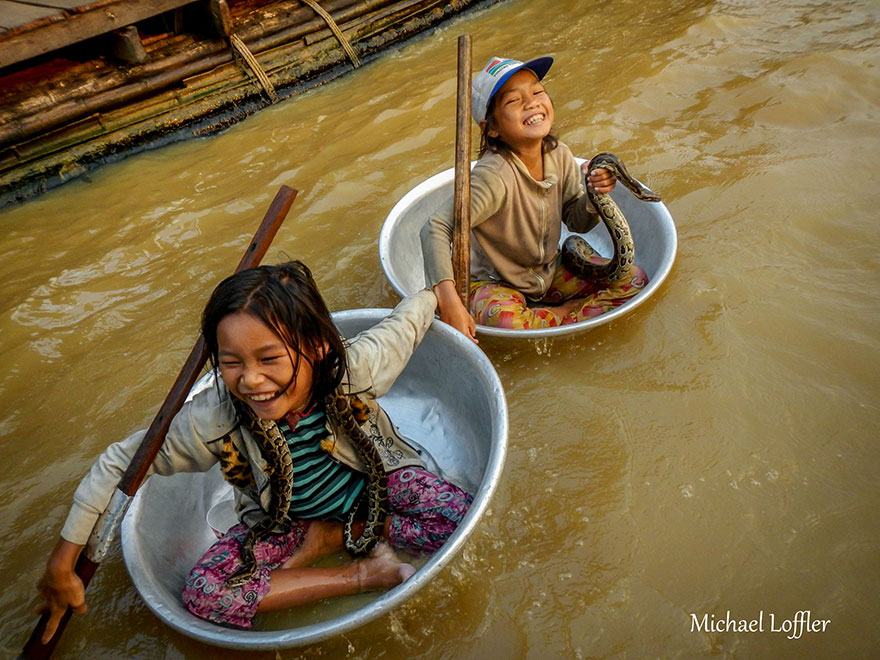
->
[1, 0, 879, 658]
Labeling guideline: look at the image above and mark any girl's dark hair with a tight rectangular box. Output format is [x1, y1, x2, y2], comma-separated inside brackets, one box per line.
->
[201, 261, 345, 405]
[478, 93, 559, 159]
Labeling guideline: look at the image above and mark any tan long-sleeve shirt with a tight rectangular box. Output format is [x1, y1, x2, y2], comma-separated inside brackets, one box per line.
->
[420, 142, 599, 299]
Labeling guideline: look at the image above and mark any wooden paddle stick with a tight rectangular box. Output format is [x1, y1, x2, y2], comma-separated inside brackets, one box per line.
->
[451, 34, 472, 306]
[20, 185, 298, 660]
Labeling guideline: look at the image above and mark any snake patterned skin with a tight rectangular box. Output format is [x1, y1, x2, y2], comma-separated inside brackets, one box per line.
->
[226, 399, 294, 587]
[218, 433, 256, 490]
[561, 152, 661, 282]
[324, 391, 388, 557]
[223, 389, 387, 586]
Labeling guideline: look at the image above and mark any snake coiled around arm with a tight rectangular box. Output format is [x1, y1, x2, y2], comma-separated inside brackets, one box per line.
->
[561, 152, 661, 283]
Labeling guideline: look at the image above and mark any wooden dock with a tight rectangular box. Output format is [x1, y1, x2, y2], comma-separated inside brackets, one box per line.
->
[0, 0, 505, 207]
[0, 1, 201, 70]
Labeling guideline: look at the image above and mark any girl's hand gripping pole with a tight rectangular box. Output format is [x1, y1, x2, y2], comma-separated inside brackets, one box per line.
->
[20, 185, 297, 660]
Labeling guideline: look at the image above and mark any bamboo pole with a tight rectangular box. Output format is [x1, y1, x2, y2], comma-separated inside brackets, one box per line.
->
[302, 0, 441, 45]
[0, 0, 379, 130]
[18, 185, 298, 660]
[2, 0, 459, 160]
[451, 34, 472, 306]
[235, 0, 369, 39]
[0, 0, 393, 118]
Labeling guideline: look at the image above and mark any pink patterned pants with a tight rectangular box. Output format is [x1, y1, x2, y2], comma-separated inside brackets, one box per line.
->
[470, 254, 648, 330]
[181, 467, 471, 629]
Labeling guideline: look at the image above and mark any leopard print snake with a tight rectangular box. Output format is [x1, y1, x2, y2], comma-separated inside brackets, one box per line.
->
[224, 389, 387, 587]
[561, 153, 661, 282]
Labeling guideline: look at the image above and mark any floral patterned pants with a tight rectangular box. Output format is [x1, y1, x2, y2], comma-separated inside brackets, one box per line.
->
[181, 467, 472, 628]
[470, 253, 648, 330]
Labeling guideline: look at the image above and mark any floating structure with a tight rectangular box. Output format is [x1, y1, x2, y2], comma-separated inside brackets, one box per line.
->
[0, 0, 504, 207]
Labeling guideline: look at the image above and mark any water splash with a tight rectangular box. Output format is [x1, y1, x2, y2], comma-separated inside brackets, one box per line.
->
[532, 337, 555, 356]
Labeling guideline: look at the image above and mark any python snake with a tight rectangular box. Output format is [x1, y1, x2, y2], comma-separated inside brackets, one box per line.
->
[325, 392, 388, 557]
[224, 390, 387, 587]
[561, 152, 661, 282]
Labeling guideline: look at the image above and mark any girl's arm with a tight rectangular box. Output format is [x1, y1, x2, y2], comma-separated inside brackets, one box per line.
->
[419, 182, 504, 289]
[35, 538, 87, 644]
[344, 289, 439, 398]
[433, 279, 478, 343]
[37, 394, 227, 635]
[60, 409, 221, 546]
[419, 162, 506, 342]
[560, 146, 617, 233]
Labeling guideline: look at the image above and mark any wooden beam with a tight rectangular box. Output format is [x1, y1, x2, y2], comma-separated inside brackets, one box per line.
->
[204, 0, 232, 38]
[0, 1, 58, 30]
[0, 0, 195, 69]
[108, 25, 147, 65]
[14, 1, 98, 9]
[173, 6, 184, 33]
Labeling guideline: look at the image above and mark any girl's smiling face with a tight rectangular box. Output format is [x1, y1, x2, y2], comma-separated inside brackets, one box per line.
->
[217, 311, 315, 420]
[487, 69, 555, 152]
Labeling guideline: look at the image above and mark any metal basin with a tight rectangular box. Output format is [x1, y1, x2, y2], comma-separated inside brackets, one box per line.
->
[379, 159, 677, 338]
[120, 309, 508, 649]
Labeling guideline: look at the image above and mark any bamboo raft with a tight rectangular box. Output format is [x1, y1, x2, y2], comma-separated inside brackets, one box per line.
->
[0, 0, 504, 207]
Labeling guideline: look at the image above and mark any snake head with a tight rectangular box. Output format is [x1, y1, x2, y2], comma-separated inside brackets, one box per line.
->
[587, 152, 661, 202]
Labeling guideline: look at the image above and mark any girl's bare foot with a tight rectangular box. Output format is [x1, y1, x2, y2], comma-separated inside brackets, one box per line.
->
[546, 297, 586, 323]
[356, 543, 416, 592]
[282, 520, 345, 569]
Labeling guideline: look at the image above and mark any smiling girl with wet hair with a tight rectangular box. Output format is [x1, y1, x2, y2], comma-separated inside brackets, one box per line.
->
[36, 261, 472, 634]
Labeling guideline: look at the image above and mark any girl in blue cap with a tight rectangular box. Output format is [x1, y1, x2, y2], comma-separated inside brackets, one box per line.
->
[420, 56, 648, 340]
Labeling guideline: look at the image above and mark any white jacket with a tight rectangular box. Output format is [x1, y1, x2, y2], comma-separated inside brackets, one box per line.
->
[61, 290, 438, 545]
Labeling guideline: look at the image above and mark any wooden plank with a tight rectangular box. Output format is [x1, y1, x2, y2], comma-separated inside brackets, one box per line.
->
[0, 0, 195, 68]
[108, 24, 146, 64]
[205, 0, 232, 38]
[452, 34, 472, 305]
[0, 1, 59, 29]
[16, 1, 97, 9]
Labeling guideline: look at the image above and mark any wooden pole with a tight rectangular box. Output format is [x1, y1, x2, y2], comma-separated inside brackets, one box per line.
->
[451, 33, 472, 306]
[19, 185, 298, 660]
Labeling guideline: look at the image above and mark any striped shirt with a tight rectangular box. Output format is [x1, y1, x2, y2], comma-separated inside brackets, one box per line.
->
[278, 405, 366, 521]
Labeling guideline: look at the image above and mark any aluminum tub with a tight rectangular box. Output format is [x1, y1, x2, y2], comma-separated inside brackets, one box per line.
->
[379, 159, 677, 338]
[121, 309, 508, 649]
